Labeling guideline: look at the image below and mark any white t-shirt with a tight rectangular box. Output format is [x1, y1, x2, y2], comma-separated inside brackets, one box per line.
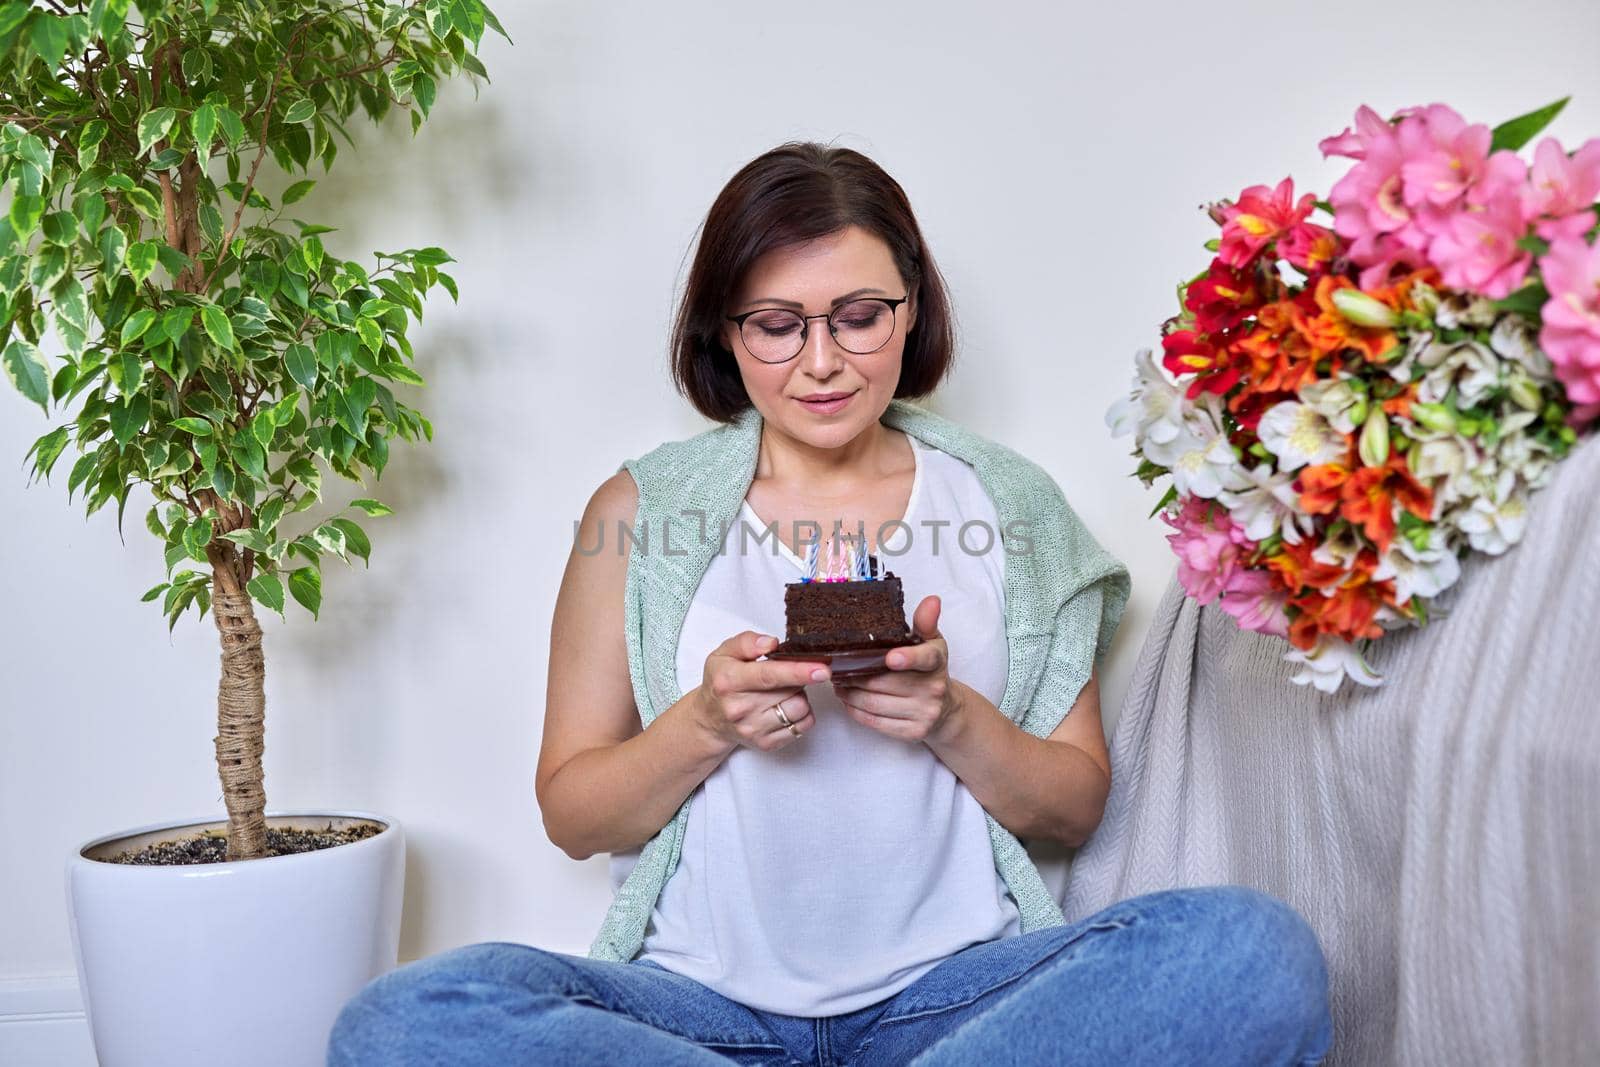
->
[609, 431, 1021, 1016]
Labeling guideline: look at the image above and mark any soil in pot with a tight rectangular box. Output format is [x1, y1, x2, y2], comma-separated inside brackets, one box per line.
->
[103, 822, 383, 865]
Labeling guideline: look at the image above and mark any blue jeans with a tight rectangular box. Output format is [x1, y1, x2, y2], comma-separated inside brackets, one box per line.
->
[327, 885, 1332, 1066]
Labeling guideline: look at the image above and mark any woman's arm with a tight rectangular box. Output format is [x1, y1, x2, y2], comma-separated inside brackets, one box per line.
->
[924, 670, 1111, 849]
[535, 469, 732, 861]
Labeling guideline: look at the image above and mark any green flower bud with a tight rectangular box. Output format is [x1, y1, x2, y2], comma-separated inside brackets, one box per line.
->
[1330, 288, 1399, 328]
[1349, 396, 1370, 427]
[1410, 403, 1458, 434]
[1359, 409, 1390, 467]
[1507, 374, 1543, 412]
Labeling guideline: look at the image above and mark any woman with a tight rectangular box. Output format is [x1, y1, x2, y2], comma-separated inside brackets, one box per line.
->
[328, 143, 1333, 1066]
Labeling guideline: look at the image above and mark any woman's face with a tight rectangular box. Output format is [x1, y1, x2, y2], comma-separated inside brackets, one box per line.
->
[722, 225, 917, 450]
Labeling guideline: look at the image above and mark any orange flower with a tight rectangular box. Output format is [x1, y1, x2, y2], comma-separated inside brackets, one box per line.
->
[1236, 299, 1324, 394]
[1340, 453, 1433, 553]
[1265, 538, 1349, 596]
[1297, 462, 1351, 517]
[1294, 275, 1397, 363]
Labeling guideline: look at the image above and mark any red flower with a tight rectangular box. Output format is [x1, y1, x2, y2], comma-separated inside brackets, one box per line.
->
[1278, 223, 1342, 276]
[1161, 329, 1245, 398]
[1185, 259, 1263, 333]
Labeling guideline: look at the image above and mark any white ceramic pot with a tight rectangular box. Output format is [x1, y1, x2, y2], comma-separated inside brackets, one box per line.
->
[65, 809, 405, 1067]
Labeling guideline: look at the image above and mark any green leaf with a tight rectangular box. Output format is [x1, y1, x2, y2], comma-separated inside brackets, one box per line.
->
[114, 351, 142, 393]
[247, 572, 285, 617]
[285, 342, 317, 390]
[330, 517, 371, 565]
[282, 179, 316, 204]
[29, 12, 70, 71]
[249, 408, 276, 450]
[349, 498, 393, 517]
[210, 462, 234, 500]
[334, 377, 377, 438]
[312, 523, 347, 560]
[233, 437, 266, 481]
[127, 241, 158, 285]
[109, 394, 150, 447]
[9, 195, 45, 240]
[162, 306, 195, 344]
[412, 73, 437, 117]
[29, 245, 68, 290]
[216, 105, 246, 148]
[355, 316, 383, 354]
[141, 581, 170, 603]
[3, 340, 49, 412]
[183, 513, 214, 560]
[222, 527, 271, 552]
[23, 425, 70, 481]
[1491, 97, 1570, 153]
[98, 225, 127, 273]
[190, 102, 219, 155]
[137, 107, 178, 156]
[282, 98, 316, 124]
[41, 211, 77, 245]
[181, 47, 211, 86]
[288, 567, 321, 619]
[201, 305, 235, 350]
[1493, 281, 1551, 319]
[172, 417, 213, 435]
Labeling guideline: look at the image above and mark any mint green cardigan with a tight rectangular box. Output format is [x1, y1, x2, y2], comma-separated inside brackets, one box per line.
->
[587, 397, 1132, 963]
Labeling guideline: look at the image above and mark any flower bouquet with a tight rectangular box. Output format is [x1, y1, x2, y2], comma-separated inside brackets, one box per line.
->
[1109, 98, 1599, 693]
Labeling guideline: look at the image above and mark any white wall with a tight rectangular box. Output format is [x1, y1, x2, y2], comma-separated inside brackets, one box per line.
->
[4, 0, 1597, 1027]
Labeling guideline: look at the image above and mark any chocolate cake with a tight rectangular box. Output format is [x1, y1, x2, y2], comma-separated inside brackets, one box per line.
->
[772, 551, 917, 653]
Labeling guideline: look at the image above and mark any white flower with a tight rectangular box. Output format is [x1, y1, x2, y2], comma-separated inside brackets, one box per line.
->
[1284, 636, 1384, 693]
[1489, 315, 1554, 380]
[1416, 339, 1501, 408]
[1216, 464, 1315, 545]
[1298, 378, 1364, 434]
[1387, 330, 1431, 383]
[1150, 395, 1251, 500]
[1107, 348, 1186, 452]
[1311, 523, 1364, 571]
[1373, 527, 1463, 603]
[1434, 292, 1500, 330]
[1405, 429, 1483, 508]
[1257, 401, 1349, 471]
[1454, 467, 1530, 555]
[1495, 427, 1557, 489]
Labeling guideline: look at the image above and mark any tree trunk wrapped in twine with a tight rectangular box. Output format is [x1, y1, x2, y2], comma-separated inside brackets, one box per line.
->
[211, 587, 267, 859]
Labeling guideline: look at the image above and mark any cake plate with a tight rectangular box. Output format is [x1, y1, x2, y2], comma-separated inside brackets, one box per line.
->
[766, 636, 925, 679]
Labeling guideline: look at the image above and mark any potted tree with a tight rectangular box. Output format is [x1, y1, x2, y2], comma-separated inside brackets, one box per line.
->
[0, 1, 506, 1064]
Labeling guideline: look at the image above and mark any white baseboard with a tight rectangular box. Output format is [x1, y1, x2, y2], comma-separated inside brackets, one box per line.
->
[0, 976, 99, 1067]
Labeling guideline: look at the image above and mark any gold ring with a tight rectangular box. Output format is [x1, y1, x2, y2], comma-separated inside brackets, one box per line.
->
[772, 701, 794, 728]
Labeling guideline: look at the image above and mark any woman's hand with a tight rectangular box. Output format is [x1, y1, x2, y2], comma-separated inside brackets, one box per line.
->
[833, 595, 965, 744]
[696, 631, 830, 753]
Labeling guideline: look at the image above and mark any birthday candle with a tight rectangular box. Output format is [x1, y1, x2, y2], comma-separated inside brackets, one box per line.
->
[803, 540, 817, 582]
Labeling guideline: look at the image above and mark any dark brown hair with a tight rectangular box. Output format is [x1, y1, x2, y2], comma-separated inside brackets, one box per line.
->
[670, 142, 957, 423]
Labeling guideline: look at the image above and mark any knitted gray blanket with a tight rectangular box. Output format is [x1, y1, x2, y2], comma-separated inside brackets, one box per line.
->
[1062, 432, 1600, 1066]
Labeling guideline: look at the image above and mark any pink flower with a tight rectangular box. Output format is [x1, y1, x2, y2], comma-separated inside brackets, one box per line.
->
[1538, 236, 1600, 412]
[1322, 106, 1431, 287]
[1323, 102, 1538, 291]
[1428, 189, 1535, 298]
[1218, 178, 1317, 269]
[1217, 568, 1291, 638]
[1525, 136, 1600, 242]
[1395, 104, 1517, 210]
[1163, 496, 1256, 605]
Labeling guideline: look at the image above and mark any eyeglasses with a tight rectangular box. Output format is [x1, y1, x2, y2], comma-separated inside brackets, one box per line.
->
[725, 294, 910, 364]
